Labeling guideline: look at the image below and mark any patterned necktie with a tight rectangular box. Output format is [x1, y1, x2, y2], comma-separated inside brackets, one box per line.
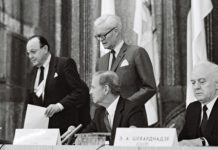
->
[104, 110, 111, 132]
[110, 49, 116, 69]
[200, 105, 208, 136]
[38, 66, 44, 85]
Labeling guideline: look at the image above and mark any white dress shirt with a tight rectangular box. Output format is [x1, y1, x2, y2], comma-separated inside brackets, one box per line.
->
[108, 40, 124, 70]
[106, 96, 120, 128]
[201, 95, 218, 121]
[34, 54, 51, 99]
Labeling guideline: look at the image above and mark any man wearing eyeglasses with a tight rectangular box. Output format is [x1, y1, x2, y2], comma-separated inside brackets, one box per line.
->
[94, 15, 156, 119]
[26, 35, 91, 134]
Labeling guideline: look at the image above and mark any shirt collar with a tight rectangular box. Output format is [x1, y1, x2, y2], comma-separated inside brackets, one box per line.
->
[113, 40, 124, 57]
[202, 95, 218, 117]
[107, 95, 120, 115]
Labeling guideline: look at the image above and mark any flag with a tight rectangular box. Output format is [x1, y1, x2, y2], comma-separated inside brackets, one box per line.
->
[100, 0, 115, 56]
[186, 0, 213, 106]
[134, 0, 160, 125]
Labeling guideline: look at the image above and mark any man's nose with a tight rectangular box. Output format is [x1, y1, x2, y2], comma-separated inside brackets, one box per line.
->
[193, 83, 201, 89]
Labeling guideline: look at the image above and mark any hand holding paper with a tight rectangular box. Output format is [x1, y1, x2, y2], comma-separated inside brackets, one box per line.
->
[45, 104, 62, 117]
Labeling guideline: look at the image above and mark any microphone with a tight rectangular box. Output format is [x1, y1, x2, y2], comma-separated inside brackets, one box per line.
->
[61, 124, 82, 144]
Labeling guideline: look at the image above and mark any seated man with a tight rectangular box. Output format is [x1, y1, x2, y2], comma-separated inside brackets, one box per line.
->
[179, 62, 218, 146]
[62, 71, 148, 145]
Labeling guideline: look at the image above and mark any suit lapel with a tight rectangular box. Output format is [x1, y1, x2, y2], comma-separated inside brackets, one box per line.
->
[112, 97, 124, 129]
[206, 98, 218, 133]
[44, 55, 58, 99]
[111, 43, 127, 71]
[103, 53, 110, 70]
[30, 67, 38, 92]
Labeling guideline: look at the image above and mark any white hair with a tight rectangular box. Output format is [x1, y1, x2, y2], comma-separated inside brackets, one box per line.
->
[94, 15, 122, 32]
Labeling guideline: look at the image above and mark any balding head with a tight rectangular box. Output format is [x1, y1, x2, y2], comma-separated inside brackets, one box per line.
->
[191, 61, 218, 104]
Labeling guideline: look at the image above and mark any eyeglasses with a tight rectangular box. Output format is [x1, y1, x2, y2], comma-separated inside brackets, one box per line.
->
[95, 27, 116, 41]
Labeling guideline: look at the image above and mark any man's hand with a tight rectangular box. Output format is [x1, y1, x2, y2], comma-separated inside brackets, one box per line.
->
[45, 104, 62, 117]
[61, 125, 75, 144]
[179, 138, 204, 146]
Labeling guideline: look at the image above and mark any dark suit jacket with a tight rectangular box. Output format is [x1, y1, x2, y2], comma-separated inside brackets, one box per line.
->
[27, 55, 91, 134]
[82, 97, 148, 145]
[179, 99, 218, 146]
[96, 43, 156, 106]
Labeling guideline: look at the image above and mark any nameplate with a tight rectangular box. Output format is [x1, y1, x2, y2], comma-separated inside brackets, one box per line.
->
[114, 128, 178, 147]
[13, 129, 61, 145]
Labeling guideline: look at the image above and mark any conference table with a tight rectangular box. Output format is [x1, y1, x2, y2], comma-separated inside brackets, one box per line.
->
[1, 145, 218, 150]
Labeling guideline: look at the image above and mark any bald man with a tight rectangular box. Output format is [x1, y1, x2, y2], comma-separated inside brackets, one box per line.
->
[26, 35, 91, 134]
[179, 62, 218, 146]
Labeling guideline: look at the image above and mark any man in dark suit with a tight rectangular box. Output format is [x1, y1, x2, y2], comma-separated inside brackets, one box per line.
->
[26, 35, 90, 134]
[94, 15, 156, 110]
[179, 62, 218, 146]
[62, 71, 148, 145]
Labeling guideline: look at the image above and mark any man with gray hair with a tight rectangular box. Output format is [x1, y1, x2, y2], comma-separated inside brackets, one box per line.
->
[179, 62, 218, 146]
[62, 71, 148, 145]
[94, 15, 156, 119]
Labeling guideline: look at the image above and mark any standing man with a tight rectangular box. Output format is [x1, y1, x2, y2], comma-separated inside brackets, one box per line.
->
[179, 62, 218, 146]
[26, 35, 90, 134]
[62, 71, 148, 145]
[94, 15, 156, 108]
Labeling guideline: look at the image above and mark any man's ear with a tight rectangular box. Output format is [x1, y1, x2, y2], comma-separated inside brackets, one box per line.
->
[104, 85, 110, 95]
[43, 45, 49, 52]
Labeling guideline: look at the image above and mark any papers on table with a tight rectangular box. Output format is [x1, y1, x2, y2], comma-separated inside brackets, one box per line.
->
[14, 105, 61, 145]
[13, 129, 61, 145]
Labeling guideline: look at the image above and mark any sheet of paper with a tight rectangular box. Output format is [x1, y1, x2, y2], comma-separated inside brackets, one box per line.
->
[13, 129, 61, 145]
[24, 104, 49, 128]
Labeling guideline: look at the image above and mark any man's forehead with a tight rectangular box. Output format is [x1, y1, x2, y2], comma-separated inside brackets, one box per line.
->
[92, 75, 100, 84]
[94, 24, 113, 34]
[191, 67, 211, 80]
[26, 38, 40, 49]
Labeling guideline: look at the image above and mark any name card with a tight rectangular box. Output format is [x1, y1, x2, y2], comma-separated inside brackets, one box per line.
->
[13, 129, 61, 145]
[114, 128, 178, 147]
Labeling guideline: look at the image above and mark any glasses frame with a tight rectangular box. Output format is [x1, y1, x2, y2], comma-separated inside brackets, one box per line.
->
[95, 27, 116, 41]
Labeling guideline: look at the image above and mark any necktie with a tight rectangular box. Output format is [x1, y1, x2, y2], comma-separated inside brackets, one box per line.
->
[200, 105, 208, 136]
[104, 110, 111, 132]
[38, 66, 44, 85]
[110, 49, 116, 69]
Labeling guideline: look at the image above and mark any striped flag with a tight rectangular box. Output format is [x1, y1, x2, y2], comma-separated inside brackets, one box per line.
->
[134, 0, 160, 125]
[186, 0, 213, 106]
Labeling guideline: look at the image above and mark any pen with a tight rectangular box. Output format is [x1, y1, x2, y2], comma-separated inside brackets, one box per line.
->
[61, 124, 82, 144]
